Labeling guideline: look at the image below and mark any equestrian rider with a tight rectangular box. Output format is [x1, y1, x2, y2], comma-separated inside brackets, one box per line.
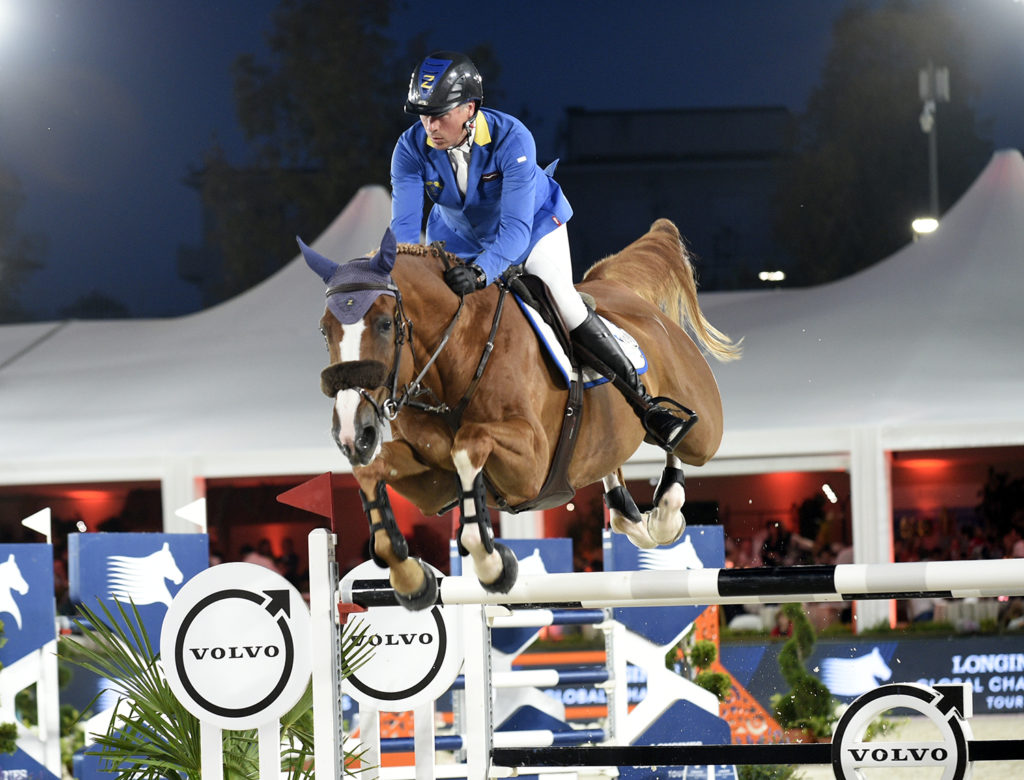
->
[390, 50, 686, 451]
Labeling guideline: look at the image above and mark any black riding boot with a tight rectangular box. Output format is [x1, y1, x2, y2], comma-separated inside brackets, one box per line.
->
[571, 309, 686, 451]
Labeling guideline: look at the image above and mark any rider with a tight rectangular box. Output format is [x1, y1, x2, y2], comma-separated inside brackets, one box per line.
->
[390, 50, 686, 451]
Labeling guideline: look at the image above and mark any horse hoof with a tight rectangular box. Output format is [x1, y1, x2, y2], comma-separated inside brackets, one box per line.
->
[649, 512, 686, 546]
[480, 543, 518, 594]
[394, 563, 438, 611]
[611, 514, 657, 550]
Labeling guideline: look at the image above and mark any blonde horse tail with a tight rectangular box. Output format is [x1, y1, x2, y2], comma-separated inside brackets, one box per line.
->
[583, 218, 742, 363]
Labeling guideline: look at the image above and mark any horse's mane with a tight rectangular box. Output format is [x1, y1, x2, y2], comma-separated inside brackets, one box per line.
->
[583, 219, 741, 362]
[396, 242, 458, 270]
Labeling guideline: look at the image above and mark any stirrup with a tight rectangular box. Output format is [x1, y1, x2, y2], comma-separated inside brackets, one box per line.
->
[641, 398, 698, 452]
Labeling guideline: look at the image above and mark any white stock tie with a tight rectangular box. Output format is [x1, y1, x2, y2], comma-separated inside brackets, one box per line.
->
[448, 138, 471, 196]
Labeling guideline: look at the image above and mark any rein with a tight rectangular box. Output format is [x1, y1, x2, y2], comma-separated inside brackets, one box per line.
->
[329, 254, 508, 430]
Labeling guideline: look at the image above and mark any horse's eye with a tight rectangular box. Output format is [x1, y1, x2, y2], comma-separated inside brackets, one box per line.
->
[377, 317, 393, 335]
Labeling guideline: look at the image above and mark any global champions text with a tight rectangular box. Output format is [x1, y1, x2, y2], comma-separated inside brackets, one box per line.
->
[918, 653, 1024, 711]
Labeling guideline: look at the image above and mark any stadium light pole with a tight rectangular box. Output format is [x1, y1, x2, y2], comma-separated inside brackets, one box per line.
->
[918, 62, 950, 218]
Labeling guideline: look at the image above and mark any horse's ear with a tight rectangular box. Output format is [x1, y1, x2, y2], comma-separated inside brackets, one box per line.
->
[297, 237, 339, 283]
[372, 227, 397, 274]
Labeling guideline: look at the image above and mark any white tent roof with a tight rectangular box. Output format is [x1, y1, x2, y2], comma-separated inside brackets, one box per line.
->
[0, 185, 392, 500]
[2, 150, 1022, 537]
[676, 147, 1024, 475]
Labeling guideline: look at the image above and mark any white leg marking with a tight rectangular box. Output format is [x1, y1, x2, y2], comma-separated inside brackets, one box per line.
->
[452, 449, 503, 584]
[603, 474, 657, 550]
[648, 456, 686, 545]
[648, 483, 685, 546]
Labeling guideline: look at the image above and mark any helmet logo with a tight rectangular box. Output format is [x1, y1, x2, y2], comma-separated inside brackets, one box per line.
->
[416, 57, 453, 100]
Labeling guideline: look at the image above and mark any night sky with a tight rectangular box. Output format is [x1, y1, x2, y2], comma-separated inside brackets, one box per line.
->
[2, 0, 1022, 321]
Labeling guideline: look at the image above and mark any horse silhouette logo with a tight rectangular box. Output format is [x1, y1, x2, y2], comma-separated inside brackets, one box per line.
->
[516, 548, 551, 577]
[820, 647, 893, 697]
[637, 535, 704, 571]
[107, 542, 184, 607]
[0, 553, 29, 630]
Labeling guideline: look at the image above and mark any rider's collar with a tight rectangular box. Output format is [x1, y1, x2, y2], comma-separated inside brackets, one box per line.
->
[426, 111, 492, 149]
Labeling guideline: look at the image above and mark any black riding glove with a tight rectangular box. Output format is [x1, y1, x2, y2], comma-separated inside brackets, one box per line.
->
[444, 263, 486, 296]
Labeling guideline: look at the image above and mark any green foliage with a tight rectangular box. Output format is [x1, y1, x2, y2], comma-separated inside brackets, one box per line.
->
[678, 638, 733, 702]
[775, 0, 992, 286]
[0, 618, 17, 755]
[59, 599, 374, 779]
[688, 639, 718, 670]
[0, 165, 45, 323]
[737, 765, 802, 780]
[770, 603, 839, 738]
[694, 670, 733, 701]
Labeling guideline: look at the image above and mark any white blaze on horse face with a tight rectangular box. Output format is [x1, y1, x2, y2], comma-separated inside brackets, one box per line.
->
[333, 319, 367, 449]
[337, 319, 366, 363]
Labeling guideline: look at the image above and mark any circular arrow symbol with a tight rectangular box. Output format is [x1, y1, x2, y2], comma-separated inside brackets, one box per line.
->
[174, 588, 295, 718]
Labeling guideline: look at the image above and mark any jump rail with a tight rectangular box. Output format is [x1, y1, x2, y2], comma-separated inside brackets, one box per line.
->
[342, 558, 1024, 609]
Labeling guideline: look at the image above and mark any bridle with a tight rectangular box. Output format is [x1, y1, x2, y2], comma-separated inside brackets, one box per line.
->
[324, 257, 511, 431]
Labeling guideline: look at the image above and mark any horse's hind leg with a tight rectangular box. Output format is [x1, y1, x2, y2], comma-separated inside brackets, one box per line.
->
[648, 455, 686, 545]
[360, 481, 437, 611]
[604, 458, 686, 549]
[452, 450, 518, 594]
[603, 470, 656, 549]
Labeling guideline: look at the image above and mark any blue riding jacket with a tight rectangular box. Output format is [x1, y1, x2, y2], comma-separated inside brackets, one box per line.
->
[390, 108, 572, 285]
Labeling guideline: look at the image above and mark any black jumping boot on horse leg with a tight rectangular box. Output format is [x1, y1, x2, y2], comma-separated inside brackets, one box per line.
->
[359, 481, 437, 611]
[456, 472, 518, 594]
[570, 309, 687, 452]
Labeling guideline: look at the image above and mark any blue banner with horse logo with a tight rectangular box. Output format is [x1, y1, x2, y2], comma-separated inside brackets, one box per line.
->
[604, 525, 724, 647]
[0, 544, 57, 666]
[68, 533, 208, 646]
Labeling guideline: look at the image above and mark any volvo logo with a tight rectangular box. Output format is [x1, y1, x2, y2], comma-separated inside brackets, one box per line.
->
[831, 682, 973, 780]
[189, 645, 281, 659]
[353, 632, 435, 647]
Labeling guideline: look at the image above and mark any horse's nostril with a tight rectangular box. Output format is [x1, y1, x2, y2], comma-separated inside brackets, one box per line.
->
[356, 426, 376, 452]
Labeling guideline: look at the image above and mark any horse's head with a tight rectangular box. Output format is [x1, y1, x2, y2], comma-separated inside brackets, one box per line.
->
[1, 553, 28, 595]
[301, 229, 403, 465]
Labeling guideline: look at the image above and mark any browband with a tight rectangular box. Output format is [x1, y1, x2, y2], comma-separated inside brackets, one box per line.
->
[326, 282, 398, 297]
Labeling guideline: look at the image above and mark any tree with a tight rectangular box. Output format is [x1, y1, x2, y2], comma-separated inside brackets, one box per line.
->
[59, 290, 131, 320]
[0, 165, 44, 323]
[180, 0, 500, 306]
[775, 0, 992, 286]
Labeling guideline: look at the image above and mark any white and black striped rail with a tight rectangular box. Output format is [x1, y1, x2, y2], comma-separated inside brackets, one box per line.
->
[342, 558, 1024, 609]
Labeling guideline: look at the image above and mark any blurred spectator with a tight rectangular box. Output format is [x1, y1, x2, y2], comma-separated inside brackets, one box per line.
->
[241, 542, 283, 573]
[277, 537, 301, 586]
[760, 522, 791, 567]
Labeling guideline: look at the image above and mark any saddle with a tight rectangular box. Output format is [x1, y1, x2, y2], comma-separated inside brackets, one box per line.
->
[489, 270, 584, 513]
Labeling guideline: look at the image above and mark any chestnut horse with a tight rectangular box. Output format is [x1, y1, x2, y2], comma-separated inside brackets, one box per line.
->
[301, 219, 740, 609]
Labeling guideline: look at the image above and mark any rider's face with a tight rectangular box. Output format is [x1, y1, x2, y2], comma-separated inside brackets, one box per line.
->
[421, 102, 475, 150]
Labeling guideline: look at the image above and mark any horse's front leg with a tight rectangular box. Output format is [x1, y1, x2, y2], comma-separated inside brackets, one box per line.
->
[451, 435, 518, 594]
[354, 446, 439, 611]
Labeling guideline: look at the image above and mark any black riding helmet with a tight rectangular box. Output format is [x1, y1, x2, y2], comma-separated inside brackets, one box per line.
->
[405, 51, 483, 116]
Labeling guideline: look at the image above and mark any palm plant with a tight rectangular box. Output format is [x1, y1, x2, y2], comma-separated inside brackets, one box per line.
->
[59, 599, 372, 779]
